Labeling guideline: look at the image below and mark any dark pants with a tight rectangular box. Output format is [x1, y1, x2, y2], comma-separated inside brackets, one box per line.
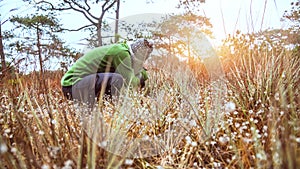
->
[94, 73, 124, 99]
[62, 73, 124, 104]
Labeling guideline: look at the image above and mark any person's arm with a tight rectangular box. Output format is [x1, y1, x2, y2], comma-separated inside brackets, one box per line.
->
[113, 50, 141, 87]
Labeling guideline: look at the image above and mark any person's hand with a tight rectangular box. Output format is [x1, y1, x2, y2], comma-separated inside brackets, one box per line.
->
[137, 68, 148, 88]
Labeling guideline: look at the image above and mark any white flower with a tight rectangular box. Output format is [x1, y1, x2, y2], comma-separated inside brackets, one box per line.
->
[41, 164, 50, 169]
[99, 141, 107, 147]
[64, 160, 73, 166]
[38, 130, 45, 135]
[210, 141, 216, 145]
[257, 109, 264, 114]
[219, 136, 229, 144]
[213, 162, 221, 167]
[274, 93, 280, 101]
[62, 160, 73, 169]
[4, 128, 11, 134]
[191, 141, 197, 147]
[11, 147, 17, 153]
[51, 119, 57, 125]
[48, 146, 60, 158]
[256, 152, 266, 160]
[142, 135, 150, 141]
[189, 119, 197, 127]
[263, 126, 268, 131]
[242, 138, 252, 144]
[172, 148, 177, 154]
[0, 143, 8, 154]
[225, 102, 236, 112]
[125, 159, 134, 165]
[185, 136, 192, 144]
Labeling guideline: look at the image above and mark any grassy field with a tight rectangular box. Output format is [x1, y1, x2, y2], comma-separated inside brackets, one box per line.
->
[0, 46, 299, 168]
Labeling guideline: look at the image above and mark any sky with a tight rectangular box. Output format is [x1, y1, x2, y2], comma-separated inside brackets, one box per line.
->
[118, 0, 293, 45]
[1, 0, 295, 47]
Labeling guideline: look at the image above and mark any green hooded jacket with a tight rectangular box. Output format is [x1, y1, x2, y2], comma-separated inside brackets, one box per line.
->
[61, 42, 148, 87]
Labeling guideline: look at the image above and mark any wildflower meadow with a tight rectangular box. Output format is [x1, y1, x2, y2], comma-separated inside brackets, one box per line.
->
[1, 39, 299, 168]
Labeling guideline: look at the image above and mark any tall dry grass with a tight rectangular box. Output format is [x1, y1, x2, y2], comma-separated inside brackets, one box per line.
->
[0, 44, 299, 169]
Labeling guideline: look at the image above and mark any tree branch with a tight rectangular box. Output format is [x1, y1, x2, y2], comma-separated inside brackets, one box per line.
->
[35, 0, 72, 11]
[59, 23, 94, 32]
[76, 0, 98, 21]
[64, 0, 98, 22]
[36, 0, 97, 25]
[84, 0, 91, 11]
[99, 0, 116, 23]
[82, 0, 98, 21]
[103, 0, 116, 13]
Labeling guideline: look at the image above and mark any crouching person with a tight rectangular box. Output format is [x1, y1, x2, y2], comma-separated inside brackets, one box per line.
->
[61, 38, 153, 106]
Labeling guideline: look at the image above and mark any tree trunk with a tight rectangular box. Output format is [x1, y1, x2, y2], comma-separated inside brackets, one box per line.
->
[97, 0, 117, 46]
[0, 22, 7, 74]
[115, 0, 120, 43]
[97, 9, 105, 47]
[97, 22, 102, 46]
[36, 26, 44, 78]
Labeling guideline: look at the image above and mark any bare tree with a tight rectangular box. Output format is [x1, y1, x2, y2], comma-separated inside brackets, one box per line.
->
[32, 0, 117, 46]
